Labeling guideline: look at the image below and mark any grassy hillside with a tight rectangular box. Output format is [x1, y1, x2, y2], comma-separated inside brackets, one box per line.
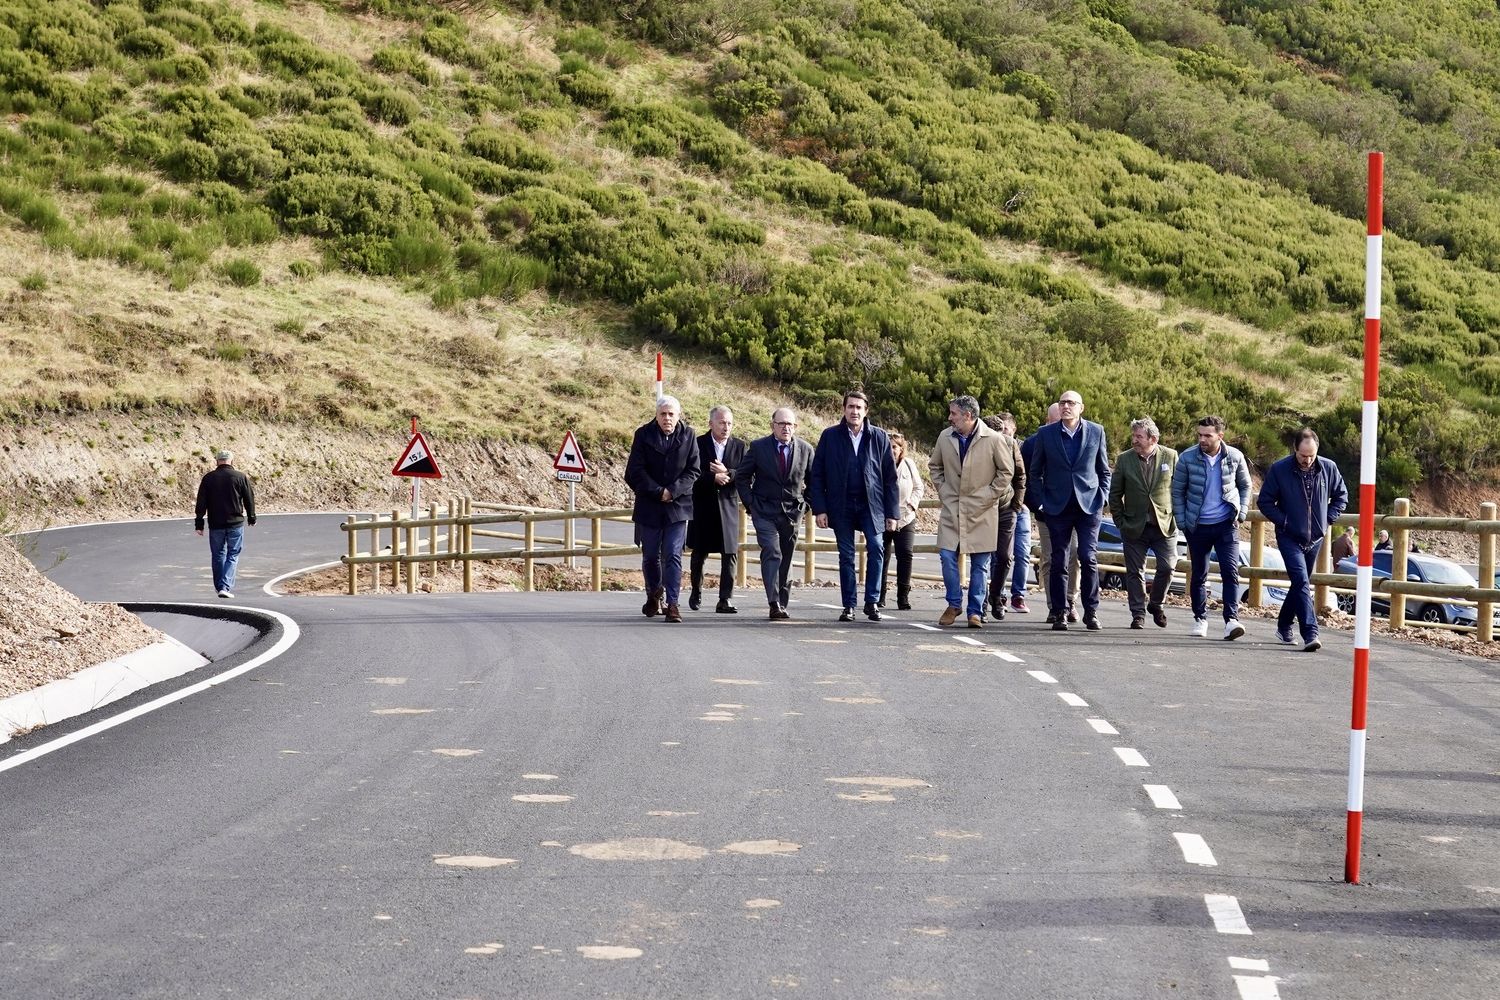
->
[1, 0, 1497, 507]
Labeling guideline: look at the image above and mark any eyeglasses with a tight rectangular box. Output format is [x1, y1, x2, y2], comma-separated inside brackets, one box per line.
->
[1058, 399, 1081, 407]
[773, 421, 797, 427]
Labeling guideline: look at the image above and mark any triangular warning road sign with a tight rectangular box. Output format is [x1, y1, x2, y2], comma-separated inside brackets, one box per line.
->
[393, 431, 443, 479]
[552, 430, 587, 474]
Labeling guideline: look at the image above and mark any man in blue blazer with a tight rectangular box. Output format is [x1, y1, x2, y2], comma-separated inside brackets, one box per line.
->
[1024, 390, 1111, 631]
[809, 389, 900, 622]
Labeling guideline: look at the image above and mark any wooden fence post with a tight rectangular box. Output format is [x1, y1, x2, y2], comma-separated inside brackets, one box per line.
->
[591, 515, 602, 592]
[803, 510, 817, 585]
[462, 497, 474, 594]
[428, 501, 439, 577]
[1479, 502, 1496, 644]
[524, 518, 535, 592]
[1389, 497, 1411, 628]
[1314, 532, 1332, 614]
[405, 519, 417, 594]
[390, 509, 401, 590]
[1247, 518, 1264, 608]
[737, 514, 748, 588]
[346, 515, 357, 596]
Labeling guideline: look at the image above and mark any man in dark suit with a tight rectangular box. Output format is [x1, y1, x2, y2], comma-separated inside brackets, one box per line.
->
[1024, 389, 1111, 631]
[624, 395, 700, 623]
[736, 407, 814, 620]
[1108, 417, 1179, 630]
[808, 389, 900, 622]
[687, 405, 747, 613]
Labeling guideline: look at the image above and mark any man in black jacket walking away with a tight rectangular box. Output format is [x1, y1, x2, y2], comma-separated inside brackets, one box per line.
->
[195, 449, 256, 599]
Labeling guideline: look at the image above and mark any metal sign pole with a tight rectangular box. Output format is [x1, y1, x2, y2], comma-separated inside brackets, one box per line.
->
[566, 481, 577, 570]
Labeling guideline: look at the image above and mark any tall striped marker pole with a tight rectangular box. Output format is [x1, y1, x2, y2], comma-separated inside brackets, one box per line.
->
[1346, 151, 1383, 884]
[654, 352, 664, 401]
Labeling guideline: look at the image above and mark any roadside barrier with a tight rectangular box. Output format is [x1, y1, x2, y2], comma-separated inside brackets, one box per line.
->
[338, 498, 1498, 640]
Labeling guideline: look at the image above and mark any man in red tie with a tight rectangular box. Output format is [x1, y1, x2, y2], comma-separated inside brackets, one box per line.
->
[735, 408, 814, 620]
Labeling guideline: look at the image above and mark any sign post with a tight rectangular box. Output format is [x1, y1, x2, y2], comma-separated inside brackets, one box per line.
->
[552, 430, 588, 570]
[654, 352, 663, 401]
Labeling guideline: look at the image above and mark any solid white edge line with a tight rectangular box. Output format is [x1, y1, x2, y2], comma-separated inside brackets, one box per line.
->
[1085, 717, 1119, 735]
[1173, 832, 1219, 867]
[1113, 747, 1149, 767]
[1026, 670, 1058, 684]
[1205, 894, 1253, 935]
[1347, 728, 1367, 812]
[1144, 784, 1182, 810]
[21, 511, 350, 533]
[1228, 958, 1270, 973]
[262, 560, 342, 597]
[1233, 974, 1282, 1000]
[908, 623, 941, 632]
[987, 649, 1024, 663]
[0, 606, 300, 776]
[954, 636, 984, 646]
[1057, 692, 1089, 707]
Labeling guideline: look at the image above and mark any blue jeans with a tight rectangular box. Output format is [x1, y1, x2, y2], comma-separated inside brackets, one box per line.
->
[1011, 508, 1031, 597]
[830, 509, 884, 609]
[1044, 503, 1101, 616]
[639, 520, 688, 605]
[208, 524, 245, 594]
[940, 549, 992, 619]
[1277, 535, 1321, 641]
[1186, 518, 1240, 621]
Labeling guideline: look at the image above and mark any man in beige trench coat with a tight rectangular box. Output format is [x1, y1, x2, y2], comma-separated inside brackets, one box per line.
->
[929, 395, 1021, 628]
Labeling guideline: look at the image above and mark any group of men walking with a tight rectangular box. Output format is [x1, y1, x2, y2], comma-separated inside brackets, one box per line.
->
[625, 389, 1347, 650]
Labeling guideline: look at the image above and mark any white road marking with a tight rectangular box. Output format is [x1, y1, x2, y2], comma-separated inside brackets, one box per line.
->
[1086, 718, 1119, 735]
[1058, 692, 1089, 707]
[1113, 747, 1150, 767]
[1144, 785, 1182, 810]
[986, 649, 1024, 663]
[1229, 958, 1270, 972]
[0, 606, 300, 776]
[1233, 975, 1282, 1000]
[954, 636, 985, 647]
[263, 560, 341, 596]
[1173, 832, 1219, 866]
[908, 623, 941, 632]
[1205, 894, 1253, 935]
[1027, 670, 1058, 684]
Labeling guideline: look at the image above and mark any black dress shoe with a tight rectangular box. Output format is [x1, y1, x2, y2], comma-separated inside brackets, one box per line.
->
[715, 601, 737, 614]
[839, 608, 856, 623]
[990, 603, 1006, 622]
[688, 591, 702, 611]
[1045, 611, 1060, 625]
[863, 602, 883, 622]
[1052, 619, 1069, 631]
[1150, 606, 1168, 628]
[1084, 615, 1101, 631]
[898, 599, 912, 611]
[1130, 616, 1145, 629]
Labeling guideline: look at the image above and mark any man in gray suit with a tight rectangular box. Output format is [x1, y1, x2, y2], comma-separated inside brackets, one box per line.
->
[736, 407, 814, 620]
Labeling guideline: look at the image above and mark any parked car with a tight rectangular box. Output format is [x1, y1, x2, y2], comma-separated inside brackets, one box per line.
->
[1334, 551, 1497, 626]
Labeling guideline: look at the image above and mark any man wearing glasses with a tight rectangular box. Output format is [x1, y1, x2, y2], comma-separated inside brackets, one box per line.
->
[1024, 391, 1112, 631]
[736, 407, 814, 620]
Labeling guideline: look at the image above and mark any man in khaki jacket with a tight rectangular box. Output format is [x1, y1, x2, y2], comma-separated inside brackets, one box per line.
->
[1108, 417, 1179, 629]
[930, 395, 1014, 628]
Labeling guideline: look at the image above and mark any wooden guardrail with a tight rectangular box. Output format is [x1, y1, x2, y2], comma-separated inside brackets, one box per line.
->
[339, 497, 1498, 640]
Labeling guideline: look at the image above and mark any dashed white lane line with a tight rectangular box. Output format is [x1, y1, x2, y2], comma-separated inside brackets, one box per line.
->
[1085, 717, 1119, 735]
[953, 636, 985, 647]
[1144, 784, 1183, 810]
[908, 623, 941, 632]
[1057, 692, 1089, 707]
[986, 649, 1024, 663]
[1229, 958, 1270, 972]
[1204, 894, 1253, 935]
[1173, 832, 1219, 867]
[1232, 975, 1283, 999]
[1026, 670, 1058, 684]
[1113, 747, 1150, 767]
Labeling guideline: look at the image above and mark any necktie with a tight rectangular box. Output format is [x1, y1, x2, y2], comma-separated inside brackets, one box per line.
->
[778, 444, 789, 478]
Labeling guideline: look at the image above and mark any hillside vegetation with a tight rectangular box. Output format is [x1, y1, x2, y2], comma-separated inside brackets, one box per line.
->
[2, 0, 1498, 508]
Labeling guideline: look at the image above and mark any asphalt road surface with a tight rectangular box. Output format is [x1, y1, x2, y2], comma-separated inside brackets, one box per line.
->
[3, 515, 1496, 999]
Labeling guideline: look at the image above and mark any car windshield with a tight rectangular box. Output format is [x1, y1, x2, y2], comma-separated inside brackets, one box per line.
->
[1414, 558, 1476, 586]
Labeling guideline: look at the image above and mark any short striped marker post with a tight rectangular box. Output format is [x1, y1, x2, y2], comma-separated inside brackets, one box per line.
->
[1346, 151, 1383, 884]
[654, 352, 664, 401]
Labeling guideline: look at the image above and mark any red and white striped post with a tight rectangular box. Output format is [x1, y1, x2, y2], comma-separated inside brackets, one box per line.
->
[1346, 151, 1383, 884]
[654, 351, 664, 401]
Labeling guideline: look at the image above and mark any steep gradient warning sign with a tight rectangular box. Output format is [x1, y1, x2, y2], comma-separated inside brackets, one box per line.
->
[392, 431, 442, 479]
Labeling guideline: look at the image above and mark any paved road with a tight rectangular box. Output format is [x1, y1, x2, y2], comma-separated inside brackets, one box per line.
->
[3, 516, 1496, 999]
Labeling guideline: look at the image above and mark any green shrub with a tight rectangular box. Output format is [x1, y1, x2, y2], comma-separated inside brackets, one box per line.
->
[557, 66, 613, 108]
[147, 53, 211, 84]
[463, 127, 558, 171]
[362, 86, 420, 125]
[404, 121, 460, 154]
[164, 139, 218, 181]
[119, 27, 177, 60]
[0, 181, 67, 234]
[19, 271, 46, 291]
[218, 257, 261, 286]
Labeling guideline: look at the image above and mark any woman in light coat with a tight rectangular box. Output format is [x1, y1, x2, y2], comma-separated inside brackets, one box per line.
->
[879, 432, 925, 610]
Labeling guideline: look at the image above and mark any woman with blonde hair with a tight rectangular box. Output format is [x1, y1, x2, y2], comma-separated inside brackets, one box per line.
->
[879, 431, 924, 610]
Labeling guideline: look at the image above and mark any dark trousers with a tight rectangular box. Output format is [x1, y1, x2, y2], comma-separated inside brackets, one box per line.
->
[880, 522, 916, 606]
[1045, 501, 1101, 616]
[639, 521, 688, 605]
[986, 508, 1018, 609]
[689, 549, 737, 603]
[1186, 517, 1240, 621]
[1277, 535, 1321, 642]
[1123, 524, 1176, 617]
[751, 511, 797, 608]
[831, 507, 884, 609]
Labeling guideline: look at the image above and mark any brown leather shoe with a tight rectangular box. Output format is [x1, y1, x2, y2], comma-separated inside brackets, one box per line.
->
[938, 606, 960, 627]
[664, 603, 682, 623]
[967, 614, 983, 629]
[642, 588, 664, 617]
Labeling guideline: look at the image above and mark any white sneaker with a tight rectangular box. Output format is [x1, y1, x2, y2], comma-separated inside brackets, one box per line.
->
[1224, 619, 1245, 640]
[1189, 617, 1208, 638]
[218, 590, 233, 599]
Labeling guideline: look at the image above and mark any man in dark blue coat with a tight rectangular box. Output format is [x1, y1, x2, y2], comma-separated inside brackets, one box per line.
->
[1024, 389, 1111, 631]
[1257, 426, 1348, 653]
[809, 389, 900, 622]
[624, 395, 700, 623]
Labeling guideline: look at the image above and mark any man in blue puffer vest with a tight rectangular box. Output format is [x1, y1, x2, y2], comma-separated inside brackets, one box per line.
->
[1257, 427, 1348, 653]
[1170, 415, 1253, 640]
